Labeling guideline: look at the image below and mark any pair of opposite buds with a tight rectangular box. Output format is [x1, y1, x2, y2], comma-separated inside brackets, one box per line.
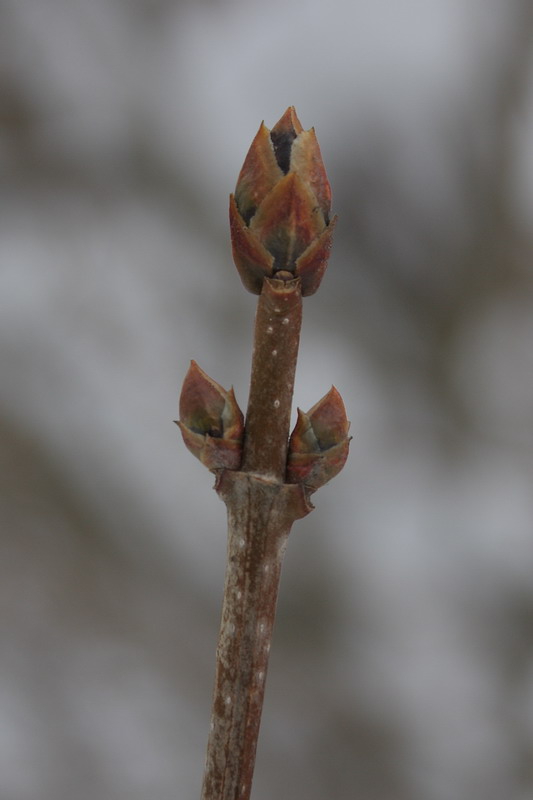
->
[178, 361, 350, 491]
[178, 107, 350, 491]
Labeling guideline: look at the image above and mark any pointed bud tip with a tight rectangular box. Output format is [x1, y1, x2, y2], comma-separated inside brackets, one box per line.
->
[309, 386, 350, 448]
[271, 106, 304, 136]
[179, 361, 228, 425]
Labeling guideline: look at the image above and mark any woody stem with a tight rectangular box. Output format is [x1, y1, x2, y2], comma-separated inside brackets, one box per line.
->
[241, 277, 303, 481]
[200, 277, 306, 800]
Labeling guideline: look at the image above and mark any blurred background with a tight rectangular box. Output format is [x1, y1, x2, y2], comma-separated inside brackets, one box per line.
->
[1, 0, 533, 798]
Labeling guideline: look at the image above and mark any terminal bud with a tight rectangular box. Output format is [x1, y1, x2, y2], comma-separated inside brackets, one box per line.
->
[230, 107, 336, 297]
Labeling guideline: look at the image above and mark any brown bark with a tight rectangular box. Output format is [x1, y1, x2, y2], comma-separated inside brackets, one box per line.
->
[200, 276, 308, 800]
[201, 473, 310, 800]
[241, 276, 302, 482]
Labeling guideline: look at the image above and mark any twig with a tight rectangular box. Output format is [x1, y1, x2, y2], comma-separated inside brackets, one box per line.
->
[178, 108, 350, 800]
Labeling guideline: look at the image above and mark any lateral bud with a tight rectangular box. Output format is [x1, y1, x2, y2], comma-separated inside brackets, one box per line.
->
[286, 386, 350, 490]
[177, 360, 244, 471]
